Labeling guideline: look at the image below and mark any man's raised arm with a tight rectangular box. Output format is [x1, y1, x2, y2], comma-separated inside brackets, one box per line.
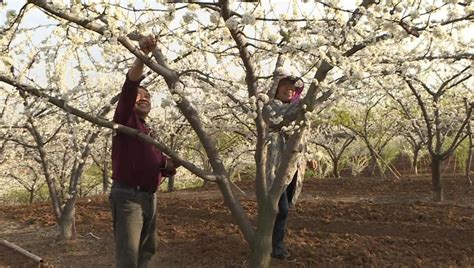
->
[128, 35, 157, 81]
[113, 35, 157, 124]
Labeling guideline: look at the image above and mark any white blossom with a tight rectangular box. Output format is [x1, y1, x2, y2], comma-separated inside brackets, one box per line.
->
[268, 33, 279, 43]
[406, 68, 417, 78]
[294, 80, 303, 88]
[270, 116, 283, 125]
[249, 96, 257, 104]
[161, 98, 173, 108]
[210, 12, 220, 24]
[171, 94, 182, 103]
[6, 10, 16, 22]
[187, 3, 199, 12]
[409, 10, 420, 19]
[425, 4, 435, 12]
[258, 93, 269, 104]
[466, 4, 474, 13]
[0, 54, 13, 69]
[183, 12, 194, 24]
[166, 12, 175, 21]
[103, 30, 112, 39]
[225, 17, 239, 30]
[172, 84, 184, 95]
[241, 13, 256, 26]
[352, 71, 364, 80]
[432, 25, 446, 39]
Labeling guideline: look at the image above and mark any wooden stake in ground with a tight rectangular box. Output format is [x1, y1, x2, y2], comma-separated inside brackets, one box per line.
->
[0, 239, 43, 264]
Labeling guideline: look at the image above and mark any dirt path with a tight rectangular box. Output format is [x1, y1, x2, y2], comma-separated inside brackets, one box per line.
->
[0, 215, 47, 266]
[0, 176, 472, 267]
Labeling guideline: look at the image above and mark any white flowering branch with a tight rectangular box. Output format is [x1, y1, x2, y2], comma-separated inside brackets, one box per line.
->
[0, 3, 29, 52]
[219, 0, 269, 209]
[30, 1, 265, 219]
[0, 74, 217, 182]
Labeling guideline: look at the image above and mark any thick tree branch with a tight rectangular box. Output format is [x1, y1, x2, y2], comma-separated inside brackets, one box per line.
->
[405, 79, 434, 154]
[220, 0, 269, 217]
[0, 75, 216, 182]
[441, 104, 472, 159]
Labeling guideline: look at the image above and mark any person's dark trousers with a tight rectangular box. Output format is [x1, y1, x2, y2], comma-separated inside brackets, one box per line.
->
[272, 189, 290, 255]
[109, 184, 157, 268]
[272, 173, 298, 256]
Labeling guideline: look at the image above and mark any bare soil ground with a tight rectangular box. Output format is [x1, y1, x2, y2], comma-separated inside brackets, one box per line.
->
[0, 175, 473, 267]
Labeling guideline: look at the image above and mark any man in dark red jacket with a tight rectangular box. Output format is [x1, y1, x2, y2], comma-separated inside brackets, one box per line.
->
[110, 35, 178, 268]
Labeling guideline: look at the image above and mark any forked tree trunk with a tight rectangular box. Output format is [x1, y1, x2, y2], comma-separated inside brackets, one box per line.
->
[431, 155, 443, 202]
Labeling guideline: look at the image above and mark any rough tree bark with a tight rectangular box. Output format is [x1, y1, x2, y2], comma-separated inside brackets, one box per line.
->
[464, 98, 473, 189]
[431, 155, 443, 202]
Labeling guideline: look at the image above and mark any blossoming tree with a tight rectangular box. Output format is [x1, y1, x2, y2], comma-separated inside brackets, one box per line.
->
[0, 0, 472, 266]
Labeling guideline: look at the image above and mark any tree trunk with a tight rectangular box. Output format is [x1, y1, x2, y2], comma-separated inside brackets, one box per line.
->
[452, 156, 457, 174]
[431, 155, 444, 202]
[333, 157, 340, 178]
[367, 155, 375, 176]
[250, 231, 273, 268]
[466, 138, 472, 188]
[250, 203, 275, 268]
[59, 198, 77, 240]
[102, 160, 109, 194]
[102, 137, 110, 194]
[29, 190, 34, 205]
[167, 175, 175, 192]
[413, 147, 420, 175]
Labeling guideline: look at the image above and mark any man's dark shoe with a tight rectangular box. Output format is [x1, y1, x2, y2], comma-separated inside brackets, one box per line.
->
[271, 250, 296, 262]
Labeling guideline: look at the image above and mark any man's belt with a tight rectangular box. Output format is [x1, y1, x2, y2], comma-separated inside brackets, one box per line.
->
[112, 180, 156, 193]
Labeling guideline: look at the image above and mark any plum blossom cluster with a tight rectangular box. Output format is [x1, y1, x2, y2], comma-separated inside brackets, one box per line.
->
[225, 17, 240, 31]
[241, 13, 256, 26]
